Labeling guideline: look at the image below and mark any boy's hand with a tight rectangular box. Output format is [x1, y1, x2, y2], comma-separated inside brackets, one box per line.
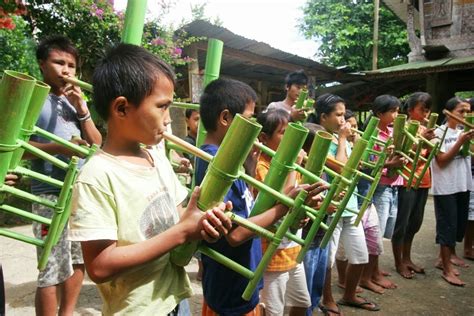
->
[387, 154, 408, 169]
[63, 81, 88, 116]
[459, 129, 474, 144]
[296, 149, 307, 165]
[284, 182, 328, 208]
[290, 108, 306, 122]
[421, 128, 436, 141]
[181, 187, 233, 242]
[175, 157, 192, 173]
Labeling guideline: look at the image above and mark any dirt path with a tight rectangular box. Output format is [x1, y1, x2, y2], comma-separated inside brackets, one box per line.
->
[1, 196, 473, 315]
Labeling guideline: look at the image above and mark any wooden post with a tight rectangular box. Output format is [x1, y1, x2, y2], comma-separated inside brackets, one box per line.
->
[372, 0, 380, 70]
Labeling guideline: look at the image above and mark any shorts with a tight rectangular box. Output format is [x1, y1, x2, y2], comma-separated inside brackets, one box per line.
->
[434, 192, 470, 247]
[362, 204, 383, 256]
[260, 263, 311, 315]
[32, 194, 84, 288]
[328, 216, 368, 267]
[393, 188, 428, 244]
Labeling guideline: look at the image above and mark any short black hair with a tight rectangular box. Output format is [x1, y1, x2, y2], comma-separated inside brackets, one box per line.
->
[302, 122, 325, 153]
[405, 92, 432, 112]
[92, 43, 176, 120]
[36, 35, 79, 63]
[257, 108, 290, 136]
[344, 109, 355, 120]
[314, 93, 345, 124]
[285, 70, 308, 87]
[372, 95, 400, 115]
[445, 96, 467, 112]
[185, 108, 198, 119]
[199, 78, 257, 132]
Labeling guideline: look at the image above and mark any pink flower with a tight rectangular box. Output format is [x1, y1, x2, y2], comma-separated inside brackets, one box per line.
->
[151, 37, 166, 46]
[173, 47, 182, 56]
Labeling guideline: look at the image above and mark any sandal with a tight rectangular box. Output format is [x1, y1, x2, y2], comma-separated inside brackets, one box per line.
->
[337, 296, 380, 311]
[318, 303, 341, 315]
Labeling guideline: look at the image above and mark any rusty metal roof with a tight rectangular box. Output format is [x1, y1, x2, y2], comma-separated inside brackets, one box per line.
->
[181, 20, 352, 85]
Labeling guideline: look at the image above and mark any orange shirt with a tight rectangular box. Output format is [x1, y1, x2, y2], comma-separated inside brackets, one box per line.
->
[255, 154, 301, 272]
[402, 125, 432, 188]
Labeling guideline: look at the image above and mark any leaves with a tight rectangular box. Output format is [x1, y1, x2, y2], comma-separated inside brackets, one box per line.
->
[299, 0, 409, 71]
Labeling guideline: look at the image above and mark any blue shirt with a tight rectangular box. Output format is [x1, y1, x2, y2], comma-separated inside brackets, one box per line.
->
[195, 144, 263, 315]
[328, 141, 359, 217]
[30, 95, 82, 195]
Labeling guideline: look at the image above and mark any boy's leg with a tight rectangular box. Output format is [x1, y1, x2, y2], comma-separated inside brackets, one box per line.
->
[392, 187, 414, 278]
[335, 243, 347, 289]
[303, 244, 328, 316]
[285, 263, 311, 316]
[59, 264, 84, 315]
[450, 192, 470, 267]
[434, 194, 466, 286]
[359, 255, 384, 294]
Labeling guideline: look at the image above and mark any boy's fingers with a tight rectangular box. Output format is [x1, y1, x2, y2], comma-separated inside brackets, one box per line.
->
[187, 186, 201, 210]
[206, 210, 231, 235]
[201, 220, 220, 242]
[211, 209, 232, 231]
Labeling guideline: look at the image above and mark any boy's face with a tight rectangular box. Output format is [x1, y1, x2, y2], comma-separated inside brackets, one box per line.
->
[186, 111, 200, 136]
[39, 49, 77, 93]
[287, 83, 306, 103]
[126, 76, 174, 146]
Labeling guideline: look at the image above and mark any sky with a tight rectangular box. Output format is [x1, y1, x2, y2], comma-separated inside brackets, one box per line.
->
[114, 0, 319, 60]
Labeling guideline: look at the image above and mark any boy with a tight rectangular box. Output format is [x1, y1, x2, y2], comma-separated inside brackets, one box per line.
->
[30, 35, 102, 316]
[267, 70, 308, 122]
[196, 78, 325, 315]
[68, 44, 232, 315]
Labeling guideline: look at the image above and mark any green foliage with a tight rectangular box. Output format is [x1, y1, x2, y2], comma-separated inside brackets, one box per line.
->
[0, 15, 40, 77]
[299, 0, 410, 71]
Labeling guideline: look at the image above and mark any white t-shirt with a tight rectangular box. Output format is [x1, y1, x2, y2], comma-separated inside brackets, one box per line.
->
[69, 148, 190, 315]
[431, 125, 472, 195]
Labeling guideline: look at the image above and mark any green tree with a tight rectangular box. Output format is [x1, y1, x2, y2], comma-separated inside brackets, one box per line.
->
[299, 0, 409, 71]
[0, 15, 40, 77]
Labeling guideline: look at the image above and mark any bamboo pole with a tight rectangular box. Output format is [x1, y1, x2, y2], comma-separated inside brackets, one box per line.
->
[121, 0, 148, 45]
[461, 114, 474, 156]
[169, 114, 262, 266]
[0, 70, 36, 186]
[250, 123, 309, 216]
[294, 89, 308, 109]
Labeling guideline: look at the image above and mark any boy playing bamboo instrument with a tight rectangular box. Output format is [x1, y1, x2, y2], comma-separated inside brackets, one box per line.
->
[196, 78, 326, 315]
[68, 44, 233, 315]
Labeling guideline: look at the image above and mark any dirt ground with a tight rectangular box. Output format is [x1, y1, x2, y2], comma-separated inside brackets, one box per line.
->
[1, 196, 474, 315]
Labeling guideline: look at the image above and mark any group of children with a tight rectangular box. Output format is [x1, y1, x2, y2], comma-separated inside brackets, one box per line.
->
[6, 38, 473, 315]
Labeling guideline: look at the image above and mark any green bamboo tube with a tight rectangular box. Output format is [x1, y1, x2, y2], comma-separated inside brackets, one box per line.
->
[250, 123, 308, 216]
[295, 89, 308, 109]
[198, 245, 254, 279]
[392, 114, 407, 152]
[1, 204, 52, 225]
[0, 70, 36, 184]
[63, 77, 92, 92]
[9, 80, 50, 170]
[401, 120, 420, 153]
[337, 138, 368, 195]
[427, 113, 438, 129]
[170, 114, 262, 266]
[461, 114, 474, 157]
[121, 0, 148, 45]
[361, 116, 380, 141]
[195, 39, 223, 150]
[302, 130, 333, 182]
[0, 228, 44, 247]
[242, 190, 307, 300]
[305, 98, 315, 110]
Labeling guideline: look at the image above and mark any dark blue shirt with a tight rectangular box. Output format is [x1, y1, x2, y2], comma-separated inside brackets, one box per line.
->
[195, 144, 263, 315]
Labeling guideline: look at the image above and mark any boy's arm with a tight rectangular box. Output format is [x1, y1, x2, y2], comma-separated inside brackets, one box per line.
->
[81, 187, 232, 284]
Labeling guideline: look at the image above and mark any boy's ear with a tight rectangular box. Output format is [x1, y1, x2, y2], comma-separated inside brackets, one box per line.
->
[110, 96, 130, 118]
[219, 109, 232, 127]
[259, 132, 269, 144]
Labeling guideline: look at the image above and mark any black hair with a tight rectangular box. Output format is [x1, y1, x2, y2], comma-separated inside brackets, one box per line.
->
[285, 70, 308, 87]
[185, 108, 198, 119]
[344, 109, 355, 120]
[469, 98, 474, 112]
[314, 93, 345, 124]
[302, 122, 325, 153]
[445, 96, 467, 111]
[92, 43, 176, 120]
[405, 92, 432, 112]
[372, 95, 400, 115]
[36, 35, 79, 63]
[257, 108, 290, 137]
[199, 78, 257, 132]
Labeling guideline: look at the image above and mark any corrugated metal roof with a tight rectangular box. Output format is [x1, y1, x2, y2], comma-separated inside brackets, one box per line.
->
[181, 20, 350, 84]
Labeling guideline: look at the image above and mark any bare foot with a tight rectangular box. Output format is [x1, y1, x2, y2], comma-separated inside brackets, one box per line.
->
[435, 261, 460, 276]
[441, 272, 466, 287]
[372, 275, 397, 289]
[451, 255, 469, 268]
[380, 269, 391, 277]
[396, 264, 415, 279]
[405, 260, 425, 274]
[337, 282, 363, 293]
[359, 280, 385, 294]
